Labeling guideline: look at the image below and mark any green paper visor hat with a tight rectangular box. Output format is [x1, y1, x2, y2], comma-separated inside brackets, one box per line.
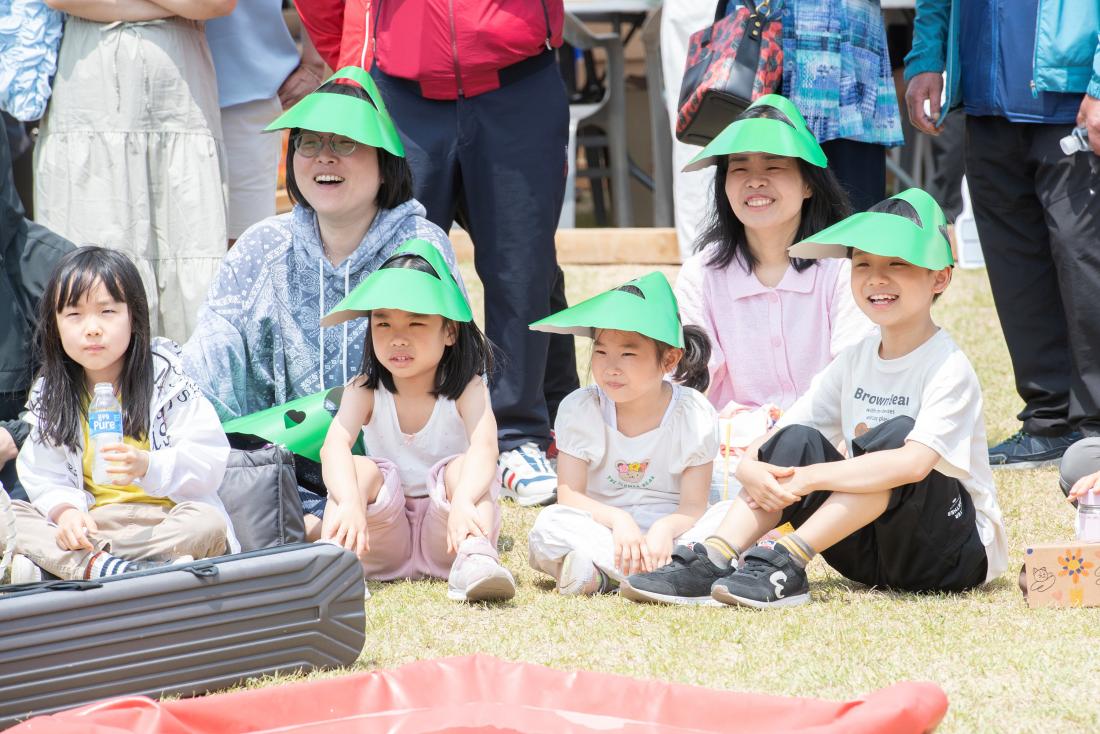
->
[321, 239, 472, 327]
[264, 66, 405, 158]
[222, 387, 357, 463]
[683, 94, 827, 172]
[788, 188, 954, 270]
[529, 271, 683, 348]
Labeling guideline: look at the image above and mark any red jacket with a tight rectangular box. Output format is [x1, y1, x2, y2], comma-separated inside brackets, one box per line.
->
[294, 0, 564, 100]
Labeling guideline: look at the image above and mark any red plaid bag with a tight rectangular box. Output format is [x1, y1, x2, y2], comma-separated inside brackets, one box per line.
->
[675, 0, 784, 146]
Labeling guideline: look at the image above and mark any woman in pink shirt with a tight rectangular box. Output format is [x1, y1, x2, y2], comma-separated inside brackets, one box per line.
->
[674, 96, 872, 497]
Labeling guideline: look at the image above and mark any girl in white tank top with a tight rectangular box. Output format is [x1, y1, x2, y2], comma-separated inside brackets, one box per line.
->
[319, 240, 515, 603]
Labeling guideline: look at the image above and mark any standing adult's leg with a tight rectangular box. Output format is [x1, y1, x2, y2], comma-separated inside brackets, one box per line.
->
[544, 265, 579, 426]
[456, 62, 570, 452]
[818, 138, 887, 212]
[965, 115, 1071, 437]
[1031, 124, 1100, 438]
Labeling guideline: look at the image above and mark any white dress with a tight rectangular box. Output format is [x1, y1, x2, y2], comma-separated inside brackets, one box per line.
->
[35, 16, 228, 343]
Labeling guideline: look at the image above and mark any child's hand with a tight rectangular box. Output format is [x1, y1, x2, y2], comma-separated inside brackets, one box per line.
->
[54, 507, 97, 552]
[644, 523, 675, 570]
[101, 444, 150, 486]
[737, 458, 798, 512]
[1069, 470, 1100, 501]
[322, 502, 370, 556]
[447, 499, 489, 554]
[611, 513, 651, 576]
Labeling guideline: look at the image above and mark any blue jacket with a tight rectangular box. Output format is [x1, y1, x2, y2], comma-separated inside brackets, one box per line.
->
[904, 0, 1100, 123]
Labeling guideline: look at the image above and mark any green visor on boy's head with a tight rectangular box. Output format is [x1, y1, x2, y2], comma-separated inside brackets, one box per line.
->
[683, 94, 827, 172]
[529, 271, 684, 348]
[264, 66, 405, 158]
[222, 387, 350, 463]
[321, 239, 472, 327]
[787, 188, 954, 270]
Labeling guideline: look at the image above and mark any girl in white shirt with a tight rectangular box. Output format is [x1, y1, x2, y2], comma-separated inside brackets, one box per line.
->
[320, 240, 515, 603]
[527, 273, 730, 600]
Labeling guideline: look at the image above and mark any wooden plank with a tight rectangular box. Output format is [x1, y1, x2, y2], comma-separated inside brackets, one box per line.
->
[449, 227, 680, 265]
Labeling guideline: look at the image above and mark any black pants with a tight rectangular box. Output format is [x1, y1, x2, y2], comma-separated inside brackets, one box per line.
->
[0, 391, 26, 501]
[819, 138, 887, 213]
[373, 60, 580, 451]
[762, 417, 987, 592]
[965, 115, 1100, 437]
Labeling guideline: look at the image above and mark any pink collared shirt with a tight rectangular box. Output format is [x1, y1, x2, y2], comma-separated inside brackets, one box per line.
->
[676, 246, 874, 413]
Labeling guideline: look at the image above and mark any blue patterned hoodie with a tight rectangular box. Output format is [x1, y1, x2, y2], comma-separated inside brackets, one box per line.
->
[182, 200, 459, 420]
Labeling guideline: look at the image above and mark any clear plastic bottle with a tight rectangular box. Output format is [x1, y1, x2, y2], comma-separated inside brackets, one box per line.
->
[89, 383, 123, 485]
[0, 483, 15, 583]
[1076, 490, 1100, 543]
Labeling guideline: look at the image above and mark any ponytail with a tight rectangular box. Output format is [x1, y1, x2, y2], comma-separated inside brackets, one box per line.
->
[670, 325, 711, 392]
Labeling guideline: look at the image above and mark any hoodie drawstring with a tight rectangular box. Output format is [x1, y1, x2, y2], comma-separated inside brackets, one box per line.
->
[318, 257, 326, 391]
[342, 261, 350, 385]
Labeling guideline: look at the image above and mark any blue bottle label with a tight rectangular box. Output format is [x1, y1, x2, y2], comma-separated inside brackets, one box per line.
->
[90, 411, 122, 437]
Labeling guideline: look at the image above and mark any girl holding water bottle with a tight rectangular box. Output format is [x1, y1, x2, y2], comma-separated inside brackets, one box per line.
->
[9, 247, 237, 582]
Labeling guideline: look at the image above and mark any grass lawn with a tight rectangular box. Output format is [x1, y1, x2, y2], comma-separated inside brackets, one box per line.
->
[281, 265, 1099, 732]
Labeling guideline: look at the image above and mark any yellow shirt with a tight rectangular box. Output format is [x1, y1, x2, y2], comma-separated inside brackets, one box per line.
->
[82, 418, 172, 509]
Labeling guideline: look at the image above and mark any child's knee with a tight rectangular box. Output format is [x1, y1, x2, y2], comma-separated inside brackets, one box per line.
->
[853, 416, 916, 453]
[178, 503, 228, 557]
[1059, 436, 1100, 496]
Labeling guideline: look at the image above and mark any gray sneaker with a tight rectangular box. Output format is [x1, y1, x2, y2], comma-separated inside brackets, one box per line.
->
[447, 552, 516, 602]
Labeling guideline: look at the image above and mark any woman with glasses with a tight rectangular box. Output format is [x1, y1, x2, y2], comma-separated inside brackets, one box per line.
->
[183, 68, 459, 540]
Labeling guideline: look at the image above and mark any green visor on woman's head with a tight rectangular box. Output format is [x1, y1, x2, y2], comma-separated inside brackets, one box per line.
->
[529, 271, 684, 348]
[788, 187, 954, 270]
[264, 66, 405, 159]
[682, 94, 827, 172]
[321, 239, 472, 327]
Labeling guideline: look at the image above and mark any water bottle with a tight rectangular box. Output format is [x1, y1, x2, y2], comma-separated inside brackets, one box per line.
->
[1076, 490, 1100, 543]
[0, 483, 15, 583]
[89, 383, 123, 485]
[1059, 126, 1089, 155]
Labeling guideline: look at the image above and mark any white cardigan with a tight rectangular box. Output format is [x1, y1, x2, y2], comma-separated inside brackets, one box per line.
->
[16, 338, 239, 553]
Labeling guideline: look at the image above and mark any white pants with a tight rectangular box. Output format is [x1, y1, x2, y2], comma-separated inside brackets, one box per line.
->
[661, 0, 720, 260]
[528, 501, 734, 582]
[221, 95, 283, 239]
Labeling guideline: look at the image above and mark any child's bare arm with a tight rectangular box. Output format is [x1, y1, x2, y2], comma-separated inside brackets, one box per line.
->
[319, 382, 373, 507]
[781, 441, 942, 498]
[645, 461, 712, 569]
[451, 378, 499, 507]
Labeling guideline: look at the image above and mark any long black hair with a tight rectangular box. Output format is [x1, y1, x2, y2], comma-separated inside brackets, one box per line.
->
[357, 252, 493, 400]
[33, 246, 153, 452]
[696, 107, 851, 273]
[285, 80, 414, 211]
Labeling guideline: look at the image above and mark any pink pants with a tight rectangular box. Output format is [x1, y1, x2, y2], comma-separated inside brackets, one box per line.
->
[361, 457, 501, 581]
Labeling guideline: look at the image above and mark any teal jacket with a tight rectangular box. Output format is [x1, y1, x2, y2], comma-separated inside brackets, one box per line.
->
[904, 0, 1100, 123]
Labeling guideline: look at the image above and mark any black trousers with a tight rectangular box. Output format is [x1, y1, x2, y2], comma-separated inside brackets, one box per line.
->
[761, 417, 988, 592]
[819, 138, 887, 213]
[965, 115, 1100, 437]
[0, 392, 26, 500]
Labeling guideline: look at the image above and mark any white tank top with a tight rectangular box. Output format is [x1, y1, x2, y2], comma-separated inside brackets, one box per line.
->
[361, 385, 469, 498]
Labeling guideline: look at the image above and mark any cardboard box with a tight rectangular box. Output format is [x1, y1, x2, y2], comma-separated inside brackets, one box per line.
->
[1023, 542, 1100, 608]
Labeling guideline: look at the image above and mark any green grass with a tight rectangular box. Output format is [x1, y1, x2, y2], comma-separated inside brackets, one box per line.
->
[276, 266, 1100, 732]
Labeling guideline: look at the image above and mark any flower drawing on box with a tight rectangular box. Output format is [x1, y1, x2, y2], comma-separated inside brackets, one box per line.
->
[1057, 549, 1094, 585]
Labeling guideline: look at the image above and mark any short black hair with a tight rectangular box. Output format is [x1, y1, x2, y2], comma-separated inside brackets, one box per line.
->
[284, 81, 414, 211]
[357, 252, 493, 400]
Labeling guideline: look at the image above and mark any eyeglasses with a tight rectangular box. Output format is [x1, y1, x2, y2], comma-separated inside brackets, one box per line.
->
[293, 132, 359, 157]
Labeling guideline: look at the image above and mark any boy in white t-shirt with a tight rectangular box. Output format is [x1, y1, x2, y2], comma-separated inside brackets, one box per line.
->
[621, 189, 1009, 608]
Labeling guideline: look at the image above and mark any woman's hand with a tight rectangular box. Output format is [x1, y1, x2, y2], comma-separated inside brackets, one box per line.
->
[54, 507, 97, 551]
[644, 522, 675, 571]
[611, 512, 651, 576]
[446, 499, 489, 554]
[737, 457, 798, 512]
[100, 444, 149, 486]
[322, 502, 370, 556]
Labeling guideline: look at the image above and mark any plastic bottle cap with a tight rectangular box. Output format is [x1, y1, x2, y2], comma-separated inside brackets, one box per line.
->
[94, 382, 114, 392]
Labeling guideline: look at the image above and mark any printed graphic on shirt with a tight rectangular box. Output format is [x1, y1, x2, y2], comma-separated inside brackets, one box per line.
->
[947, 494, 963, 520]
[611, 460, 651, 487]
[850, 385, 916, 435]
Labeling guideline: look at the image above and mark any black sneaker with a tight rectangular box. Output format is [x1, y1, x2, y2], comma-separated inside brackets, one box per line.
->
[988, 430, 1080, 470]
[710, 545, 809, 609]
[619, 543, 730, 606]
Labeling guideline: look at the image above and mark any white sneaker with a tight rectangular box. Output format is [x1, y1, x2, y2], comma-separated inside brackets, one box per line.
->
[447, 552, 516, 602]
[498, 442, 557, 507]
[557, 549, 607, 596]
[9, 554, 43, 585]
